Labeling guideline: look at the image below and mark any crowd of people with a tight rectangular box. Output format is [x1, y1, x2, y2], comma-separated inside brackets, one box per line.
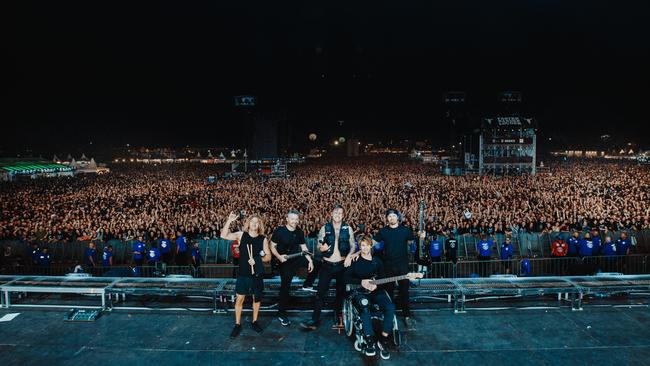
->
[1, 158, 649, 252]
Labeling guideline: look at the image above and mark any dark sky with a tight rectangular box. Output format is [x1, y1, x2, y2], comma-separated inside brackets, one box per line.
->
[8, 0, 650, 154]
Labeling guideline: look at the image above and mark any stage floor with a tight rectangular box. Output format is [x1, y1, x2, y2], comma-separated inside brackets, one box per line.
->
[1, 305, 649, 366]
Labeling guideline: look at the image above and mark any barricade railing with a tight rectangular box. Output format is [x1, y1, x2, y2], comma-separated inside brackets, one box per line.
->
[3, 256, 646, 280]
[1, 229, 648, 266]
[417, 255, 647, 279]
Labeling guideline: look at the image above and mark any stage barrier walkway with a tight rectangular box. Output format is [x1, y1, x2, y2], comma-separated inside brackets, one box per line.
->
[2, 273, 650, 314]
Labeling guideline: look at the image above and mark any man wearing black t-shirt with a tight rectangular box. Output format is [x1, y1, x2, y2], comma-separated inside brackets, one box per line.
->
[270, 209, 313, 326]
[444, 231, 459, 278]
[370, 208, 425, 329]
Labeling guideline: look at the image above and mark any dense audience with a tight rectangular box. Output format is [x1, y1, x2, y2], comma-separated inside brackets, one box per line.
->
[1, 158, 649, 247]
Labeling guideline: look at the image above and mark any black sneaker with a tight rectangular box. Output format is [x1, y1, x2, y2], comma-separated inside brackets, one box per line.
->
[378, 336, 391, 360]
[299, 319, 319, 330]
[278, 316, 291, 326]
[251, 321, 263, 333]
[364, 340, 377, 357]
[230, 324, 242, 338]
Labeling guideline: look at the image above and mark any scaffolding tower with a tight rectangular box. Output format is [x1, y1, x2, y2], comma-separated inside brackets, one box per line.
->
[479, 116, 537, 175]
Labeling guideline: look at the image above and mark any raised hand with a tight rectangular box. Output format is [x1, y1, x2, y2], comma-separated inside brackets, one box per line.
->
[227, 212, 239, 222]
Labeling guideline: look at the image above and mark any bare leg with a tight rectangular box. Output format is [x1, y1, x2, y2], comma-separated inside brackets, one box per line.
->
[235, 294, 245, 325]
[252, 296, 260, 322]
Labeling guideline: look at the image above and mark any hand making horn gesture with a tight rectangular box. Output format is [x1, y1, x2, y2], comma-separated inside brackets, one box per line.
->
[227, 212, 239, 223]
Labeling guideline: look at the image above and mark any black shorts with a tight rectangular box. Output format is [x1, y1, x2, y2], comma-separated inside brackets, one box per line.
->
[235, 275, 264, 300]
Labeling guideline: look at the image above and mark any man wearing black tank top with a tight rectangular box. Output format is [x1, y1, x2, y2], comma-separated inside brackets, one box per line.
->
[221, 212, 271, 338]
[270, 209, 313, 326]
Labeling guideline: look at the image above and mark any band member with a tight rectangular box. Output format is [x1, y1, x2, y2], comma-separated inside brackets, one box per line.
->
[221, 212, 271, 338]
[301, 204, 357, 330]
[345, 235, 395, 359]
[270, 209, 313, 326]
[369, 208, 425, 329]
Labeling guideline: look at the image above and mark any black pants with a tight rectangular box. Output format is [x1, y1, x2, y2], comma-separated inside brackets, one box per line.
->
[354, 290, 396, 337]
[161, 252, 172, 264]
[312, 261, 346, 322]
[176, 252, 187, 266]
[429, 256, 442, 278]
[445, 256, 458, 278]
[278, 258, 306, 317]
[383, 259, 410, 317]
[303, 259, 322, 287]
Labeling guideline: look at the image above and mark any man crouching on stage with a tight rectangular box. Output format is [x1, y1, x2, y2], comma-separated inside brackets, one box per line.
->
[345, 235, 395, 359]
[221, 212, 271, 338]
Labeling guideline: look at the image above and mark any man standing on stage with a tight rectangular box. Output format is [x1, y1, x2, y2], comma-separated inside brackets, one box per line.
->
[270, 209, 313, 326]
[300, 204, 357, 330]
[221, 212, 272, 338]
[368, 208, 425, 329]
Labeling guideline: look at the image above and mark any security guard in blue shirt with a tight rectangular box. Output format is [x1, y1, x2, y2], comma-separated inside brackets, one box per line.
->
[158, 235, 172, 264]
[600, 236, 617, 256]
[147, 243, 161, 265]
[132, 237, 147, 266]
[428, 234, 443, 277]
[500, 237, 514, 274]
[521, 257, 531, 276]
[567, 230, 580, 257]
[476, 234, 493, 260]
[600, 236, 618, 272]
[616, 232, 632, 255]
[428, 235, 443, 261]
[37, 247, 51, 266]
[85, 242, 97, 269]
[101, 245, 113, 267]
[578, 232, 596, 257]
[191, 241, 202, 277]
[500, 237, 514, 260]
[591, 228, 602, 256]
[175, 232, 188, 266]
[30, 242, 41, 265]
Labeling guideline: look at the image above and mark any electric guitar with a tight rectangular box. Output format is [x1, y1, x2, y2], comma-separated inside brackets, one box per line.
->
[350, 272, 424, 293]
[283, 250, 313, 261]
[271, 250, 314, 273]
[416, 200, 430, 266]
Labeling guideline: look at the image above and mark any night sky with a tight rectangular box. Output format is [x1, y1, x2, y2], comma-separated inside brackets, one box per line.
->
[8, 0, 650, 154]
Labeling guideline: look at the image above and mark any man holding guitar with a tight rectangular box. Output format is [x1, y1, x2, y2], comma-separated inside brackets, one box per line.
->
[370, 208, 425, 329]
[270, 209, 314, 326]
[301, 204, 358, 330]
[345, 235, 422, 358]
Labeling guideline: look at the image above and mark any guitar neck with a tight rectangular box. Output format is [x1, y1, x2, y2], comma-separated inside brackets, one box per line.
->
[369, 274, 411, 285]
[285, 251, 306, 260]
